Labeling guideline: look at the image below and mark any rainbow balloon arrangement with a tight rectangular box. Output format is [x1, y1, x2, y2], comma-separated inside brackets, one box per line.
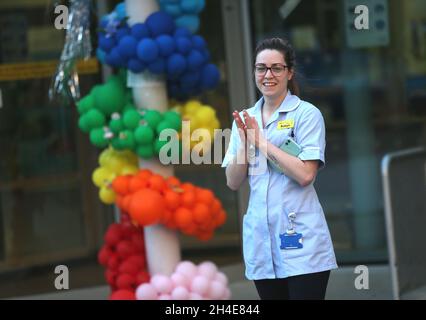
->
[97, 4, 220, 100]
[74, 0, 231, 300]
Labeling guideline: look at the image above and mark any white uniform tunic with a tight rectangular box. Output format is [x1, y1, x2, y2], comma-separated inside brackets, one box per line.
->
[222, 92, 338, 280]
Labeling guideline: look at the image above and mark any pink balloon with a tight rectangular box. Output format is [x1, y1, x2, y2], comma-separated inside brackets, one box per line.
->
[151, 274, 173, 294]
[176, 261, 198, 278]
[171, 286, 189, 300]
[190, 275, 210, 296]
[214, 272, 229, 286]
[171, 272, 190, 289]
[208, 280, 226, 300]
[223, 288, 231, 300]
[158, 294, 172, 300]
[189, 292, 203, 300]
[198, 261, 218, 280]
[135, 283, 158, 300]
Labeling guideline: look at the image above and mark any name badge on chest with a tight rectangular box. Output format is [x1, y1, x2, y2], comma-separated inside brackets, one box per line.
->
[279, 212, 303, 250]
[277, 119, 294, 130]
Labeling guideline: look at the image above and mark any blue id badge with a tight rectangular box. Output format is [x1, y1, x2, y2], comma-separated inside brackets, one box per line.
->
[279, 232, 303, 250]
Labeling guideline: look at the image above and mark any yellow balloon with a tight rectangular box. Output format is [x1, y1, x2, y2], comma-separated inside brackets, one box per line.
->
[106, 157, 125, 173]
[196, 107, 216, 126]
[99, 187, 116, 204]
[120, 165, 139, 175]
[99, 148, 113, 167]
[184, 100, 201, 115]
[92, 167, 113, 187]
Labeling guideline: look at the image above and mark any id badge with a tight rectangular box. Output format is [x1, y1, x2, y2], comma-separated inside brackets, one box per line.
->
[279, 232, 303, 250]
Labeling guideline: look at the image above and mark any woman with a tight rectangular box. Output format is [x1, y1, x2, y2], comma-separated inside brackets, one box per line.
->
[222, 38, 338, 300]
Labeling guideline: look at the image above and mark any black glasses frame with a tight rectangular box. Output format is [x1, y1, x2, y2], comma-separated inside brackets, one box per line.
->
[254, 64, 289, 76]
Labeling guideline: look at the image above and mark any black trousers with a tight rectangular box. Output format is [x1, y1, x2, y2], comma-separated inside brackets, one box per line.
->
[253, 270, 330, 300]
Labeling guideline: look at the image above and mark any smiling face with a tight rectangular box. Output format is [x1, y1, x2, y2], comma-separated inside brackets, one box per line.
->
[254, 49, 293, 101]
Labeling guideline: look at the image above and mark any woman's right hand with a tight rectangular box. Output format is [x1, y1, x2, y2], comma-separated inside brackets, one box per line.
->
[232, 110, 247, 143]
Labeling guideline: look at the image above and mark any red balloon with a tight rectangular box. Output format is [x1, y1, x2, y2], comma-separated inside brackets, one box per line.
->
[109, 289, 136, 300]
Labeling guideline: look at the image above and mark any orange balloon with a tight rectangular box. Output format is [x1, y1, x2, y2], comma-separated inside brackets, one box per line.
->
[182, 223, 197, 236]
[197, 231, 213, 241]
[129, 177, 148, 193]
[148, 174, 167, 192]
[112, 175, 130, 195]
[129, 189, 165, 226]
[181, 191, 196, 208]
[174, 207, 193, 229]
[122, 195, 133, 212]
[211, 198, 222, 214]
[181, 182, 195, 192]
[193, 203, 210, 224]
[215, 209, 227, 226]
[166, 176, 181, 188]
[164, 190, 181, 210]
[196, 189, 214, 205]
[137, 169, 152, 181]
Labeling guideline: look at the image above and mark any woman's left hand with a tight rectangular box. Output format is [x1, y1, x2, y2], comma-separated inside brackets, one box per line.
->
[242, 110, 265, 148]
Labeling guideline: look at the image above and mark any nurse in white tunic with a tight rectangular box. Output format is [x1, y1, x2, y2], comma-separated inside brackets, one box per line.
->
[222, 38, 337, 300]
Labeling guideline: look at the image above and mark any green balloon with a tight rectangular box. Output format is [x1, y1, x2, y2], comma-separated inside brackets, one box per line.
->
[109, 115, 124, 134]
[156, 120, 174, 136]
[94, 82, 125, 116]
[90, 128, 109, 148]
[122, 103, 136, 113]
[85, 109, 106, 129]
[136, 144, 154, 159]
[107, 74, 126, 89]
[119, 130, 135, 149]
[111, 137, 124, 150]
[123, 109, 141, 130]
[154, 137, 168, 155]
[164, 111, 182, 131]
[77, 94, 94, 114]
[134, 125, 155, 145]
[78, 114, 91, 133]
[144, 110, 163, 130]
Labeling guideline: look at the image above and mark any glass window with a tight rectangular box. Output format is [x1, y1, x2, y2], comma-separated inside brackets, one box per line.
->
[249, 0, 426, 263]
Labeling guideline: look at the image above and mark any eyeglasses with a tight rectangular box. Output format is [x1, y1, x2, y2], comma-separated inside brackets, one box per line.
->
[254, 64, 288, 76]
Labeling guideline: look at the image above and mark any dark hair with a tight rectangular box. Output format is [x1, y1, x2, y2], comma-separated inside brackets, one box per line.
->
[254, 37, 300, 97]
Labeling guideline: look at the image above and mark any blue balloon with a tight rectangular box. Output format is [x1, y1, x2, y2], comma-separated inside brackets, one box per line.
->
[162, 3, 182, 17]
[100, 16, 109, 28]
[145, 11, 175, 37]
[96, 48, 106, 64]
[175, 36, 193, 55]
[181, 0, 200, 13]
[116, 26, 131, 41]
[156, 34, 176, 57]
[167, 53, 187, 77]
[191, 35, 206, 50]
[115, 3, 127, 20]
[107, 48, 126, 68]
[128, 59, 145, 73]
[201, 63, 220, 89]
[176, 15, 200, 33]
[148, 58, 166, 74]
[137, 38, 160, 63]
[174, 27, 192, 38]
[186, 50, 205, 70]
[181, 70, 200, 87]
[131, 23, 150, 40]
[99, 34, 116, 53]
[118, 35, 137, 58]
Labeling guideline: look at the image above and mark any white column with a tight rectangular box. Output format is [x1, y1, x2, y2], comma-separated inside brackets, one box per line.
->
[125, 0, 181, 276]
